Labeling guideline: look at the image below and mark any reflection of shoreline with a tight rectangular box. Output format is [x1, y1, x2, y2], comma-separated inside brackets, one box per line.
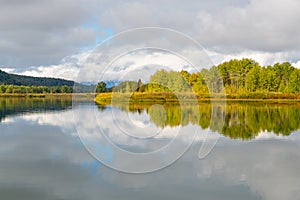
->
[96, 101, 300, 140]
[0, 98, 74, 122]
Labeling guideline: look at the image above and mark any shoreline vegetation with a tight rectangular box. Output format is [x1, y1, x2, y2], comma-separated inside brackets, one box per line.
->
[94, 58, 300, 104]
[2, 91, 300, 103]
[0, 93, 96, 100]
[94, 92, 300, 105]
[2, 58, 300, 102]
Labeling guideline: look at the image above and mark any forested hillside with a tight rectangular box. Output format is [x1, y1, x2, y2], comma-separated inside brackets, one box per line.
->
[0, 69, 74, 86]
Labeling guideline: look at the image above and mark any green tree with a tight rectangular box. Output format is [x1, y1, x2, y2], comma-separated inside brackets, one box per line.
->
[259, 67, 277, 92]
[288, 70, 300, 93]
[202, 66, 223, 93]
[273, 62, 295, 87]
[0, 84, 6, 93]
[5, 85, 13, 93]
[61, 85, 72, 93]
[278, 80, 286, 93]
[246, 66, 260, 92]
[180, 70, 189, 82]
[96, 81, 107, 93]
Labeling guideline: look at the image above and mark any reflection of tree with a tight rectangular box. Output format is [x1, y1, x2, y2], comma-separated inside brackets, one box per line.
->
[148, 105, 168, 127]
[0, 98, 72, 122]
[110, 102, 300, 140]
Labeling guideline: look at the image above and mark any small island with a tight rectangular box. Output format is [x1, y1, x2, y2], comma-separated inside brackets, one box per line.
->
[94, 58, 300, 105]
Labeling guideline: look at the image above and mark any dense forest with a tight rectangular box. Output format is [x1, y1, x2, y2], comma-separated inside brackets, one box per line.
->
[0, 69, 74, 94]
[0, 69, 74, 86]
[0, 70, 98, 94]
[108, 58, 300, 96]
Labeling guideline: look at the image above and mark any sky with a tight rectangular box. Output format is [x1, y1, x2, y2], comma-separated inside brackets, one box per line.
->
[1, 0, 300, 82]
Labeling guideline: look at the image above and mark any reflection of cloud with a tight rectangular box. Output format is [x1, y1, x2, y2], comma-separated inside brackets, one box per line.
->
[1, 117, 15, 124]
[255, 131, 286, 140]
[1, 104, 300, 200]
[21, 111, 75, 128]
[89, 106, 222, 153]
[94, 138, 300, 200]
[193, 139, 300, 200]
[84, 106, 300, 200]
[0, 117, 99, 200]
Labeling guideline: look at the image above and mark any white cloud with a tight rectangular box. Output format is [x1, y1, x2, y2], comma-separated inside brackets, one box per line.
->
[1, 0, 300, 80]
[20, 63, 79, 80]
[207, 50, 300, 67]
[0, 67, 15, 73]
[292, 60, 300, 68]
[3, 48, 300, 82]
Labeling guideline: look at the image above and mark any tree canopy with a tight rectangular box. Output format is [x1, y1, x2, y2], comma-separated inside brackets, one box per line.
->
[106, 58, 300, 95]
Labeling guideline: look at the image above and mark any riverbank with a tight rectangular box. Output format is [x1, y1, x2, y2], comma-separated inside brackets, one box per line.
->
[94, 92, 300, 104]
[0, 93, 97, 100]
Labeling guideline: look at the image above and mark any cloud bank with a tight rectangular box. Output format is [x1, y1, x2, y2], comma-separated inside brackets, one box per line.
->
[0, 0, 300, 81]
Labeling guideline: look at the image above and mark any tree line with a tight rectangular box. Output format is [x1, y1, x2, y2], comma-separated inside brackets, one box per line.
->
[147, 59, 300, 94]
[0, 69, 74, 86]
[103, 58, 300, 95]
[0, 84, 73, 94]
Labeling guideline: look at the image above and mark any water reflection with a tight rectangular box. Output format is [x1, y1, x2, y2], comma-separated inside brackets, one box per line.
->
[0, 97, 72, 122]
[102, 102, 300, 140]
[0, 99, 300, 200]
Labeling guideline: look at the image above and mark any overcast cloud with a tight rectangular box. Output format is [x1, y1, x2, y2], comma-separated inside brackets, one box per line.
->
[0, 0, 300, 81]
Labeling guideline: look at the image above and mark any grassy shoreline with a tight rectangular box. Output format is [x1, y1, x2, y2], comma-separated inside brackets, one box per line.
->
[94, 92, 300, 104]
[3, 92, 300, 103]
[0, 93, 97, 100]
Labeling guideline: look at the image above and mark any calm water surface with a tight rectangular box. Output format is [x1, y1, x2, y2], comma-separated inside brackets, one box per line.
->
[1, 98, 300, 200]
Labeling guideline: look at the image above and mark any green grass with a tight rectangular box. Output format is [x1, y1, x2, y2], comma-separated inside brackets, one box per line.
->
[0, 93, 45, 98]
[0, 93, 97, 101]
[94, 92, 300, 105]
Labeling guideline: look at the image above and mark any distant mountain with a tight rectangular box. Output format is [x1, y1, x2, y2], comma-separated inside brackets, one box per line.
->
[0, 69, 74, 86]
[80, 81, 96, 86]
